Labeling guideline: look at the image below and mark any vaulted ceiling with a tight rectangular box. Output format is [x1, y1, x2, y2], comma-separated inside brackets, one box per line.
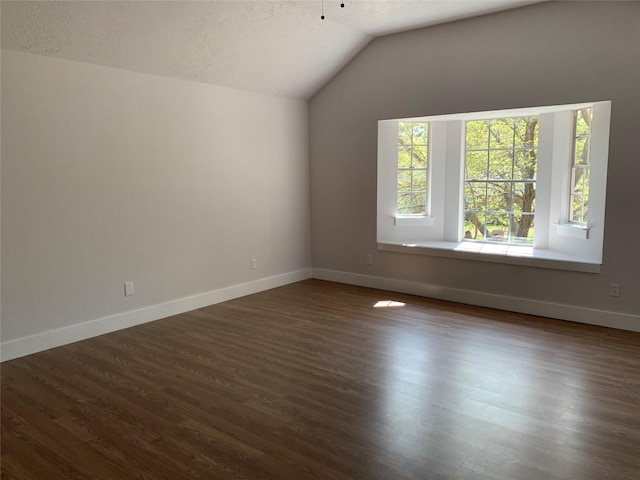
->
[1, 1, 540, 99]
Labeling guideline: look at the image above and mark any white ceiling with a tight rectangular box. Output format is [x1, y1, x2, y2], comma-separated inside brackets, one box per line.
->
[1, 1, 541, 99]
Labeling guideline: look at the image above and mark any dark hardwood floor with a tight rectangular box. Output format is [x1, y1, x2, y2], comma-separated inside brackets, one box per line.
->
[2, 279, 640, 480]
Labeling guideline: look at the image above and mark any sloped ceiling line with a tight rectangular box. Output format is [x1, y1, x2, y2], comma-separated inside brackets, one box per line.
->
[1, 1, 540, 99]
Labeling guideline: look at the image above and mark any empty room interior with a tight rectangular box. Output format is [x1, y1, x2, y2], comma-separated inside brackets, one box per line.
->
[1, 1, 639, 479]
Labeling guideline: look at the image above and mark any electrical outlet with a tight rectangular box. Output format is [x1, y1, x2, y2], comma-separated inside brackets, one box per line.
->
[251, 258, 257, 270]
[609, 283, 620, 297]
[366, 254, 373, 265]
[124, 281, 135, 297]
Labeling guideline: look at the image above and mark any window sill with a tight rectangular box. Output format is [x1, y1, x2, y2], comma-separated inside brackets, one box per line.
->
[377, 241, 601, 273]
[394, 215, 435, 226]
[554, 223, 589, 239]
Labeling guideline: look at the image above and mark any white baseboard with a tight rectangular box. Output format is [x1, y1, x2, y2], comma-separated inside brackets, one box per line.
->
[1, 268, 312, 362]
[4, 267, 636, 362]
[312, 268, 640, 333]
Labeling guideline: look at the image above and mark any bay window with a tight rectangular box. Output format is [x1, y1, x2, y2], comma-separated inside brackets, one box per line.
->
[377, 101, 611, 272]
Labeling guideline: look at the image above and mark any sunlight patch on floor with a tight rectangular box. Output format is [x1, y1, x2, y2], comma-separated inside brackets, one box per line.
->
[374, 300, 406, 308]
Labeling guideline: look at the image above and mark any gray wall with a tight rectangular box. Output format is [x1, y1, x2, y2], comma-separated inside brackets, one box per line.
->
[2, 50, 311, 342]
[310, 1, 640, 316]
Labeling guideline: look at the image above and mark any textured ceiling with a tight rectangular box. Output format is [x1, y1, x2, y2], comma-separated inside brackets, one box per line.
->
[1, 1, 540, 99]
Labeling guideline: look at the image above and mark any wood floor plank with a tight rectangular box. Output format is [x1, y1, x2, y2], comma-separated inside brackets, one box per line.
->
[2, 279, 640, 480]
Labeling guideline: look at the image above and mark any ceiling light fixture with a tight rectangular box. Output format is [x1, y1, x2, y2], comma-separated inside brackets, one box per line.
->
[321, 1, 345, 20]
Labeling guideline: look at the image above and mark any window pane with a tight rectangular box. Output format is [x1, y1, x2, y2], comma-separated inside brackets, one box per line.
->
[514, 118, 529, 148]
[411, 194, 426, 214]
[514, 149, 536, 180]
[465, 182, 485, 210]
[486, 212, 509, 240]
[466, 151, 488, 179]
[572, 167, 588, 194]
[398, 122, 412, 144]
[570, 168, 579, 194]
[464, 212, 486, 241]
[582, 202, 589, 224]
[466, 121, 489, 150]
[571, 194, 587, 223]
[575, 136, 590, 165]
[574, 109, 591, 165]
[514, 117, 539, 148]
[489, 120, 514, 149]
[581, 168, 590, 196]
[398, 146, 411, 168]
[512, 214, 534, 244]
[512, 182, 536, 214]
[397, 170, 411, 192]
[412, 123, 428, 144]
[576, 110, 590, 135]
[487, 182, 510, 212]
[397, 193, 411, 214]
[488, 150, 513, 180]
[412, 170, 426, 191]
[412, 145, 427, 168]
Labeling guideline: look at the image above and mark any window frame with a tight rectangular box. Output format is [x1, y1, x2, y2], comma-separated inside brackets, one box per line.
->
[463, 116, 539, 245]
[396, 121, 431, 217]
[568, 108, 592, 225]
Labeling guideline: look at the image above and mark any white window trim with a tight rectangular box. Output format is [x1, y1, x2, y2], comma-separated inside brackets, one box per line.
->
[377, 101, 611, 273]
[554, 222, 589, 240]
[394, 215, 435, 227]
[377, 241, 601, 273]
